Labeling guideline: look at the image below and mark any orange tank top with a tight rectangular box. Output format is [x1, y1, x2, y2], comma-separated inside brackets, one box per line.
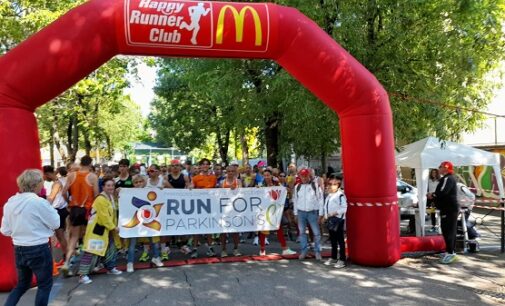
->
[69, 171, 94, 210]
[222, 178, 238, 189]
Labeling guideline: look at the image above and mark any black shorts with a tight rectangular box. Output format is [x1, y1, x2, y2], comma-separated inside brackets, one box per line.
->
[56, 207, 69, 230]
[69, 206, 87, 226]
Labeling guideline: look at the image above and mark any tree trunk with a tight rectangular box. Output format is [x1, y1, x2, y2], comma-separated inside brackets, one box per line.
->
[265, 112, 280, 168]
[84, 130, 92, 156]
[105, 134, 112, 160]
[321, 151, 327, 177]
[66, 113, 79, 163]
[240, 131, 249, 166]
[216, 128, 230, 166]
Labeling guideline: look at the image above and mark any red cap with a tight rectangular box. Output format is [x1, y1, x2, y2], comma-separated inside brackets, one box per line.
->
[299, 169, 310, 177]
[171, 159, 181, 165]
[439, 161, 454, 174]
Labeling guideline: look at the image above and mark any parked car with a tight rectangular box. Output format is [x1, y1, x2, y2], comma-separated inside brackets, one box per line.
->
[397, 179, 418, 208]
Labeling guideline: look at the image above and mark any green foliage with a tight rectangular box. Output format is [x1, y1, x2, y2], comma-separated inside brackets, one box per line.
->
[1, 1, 147, 162]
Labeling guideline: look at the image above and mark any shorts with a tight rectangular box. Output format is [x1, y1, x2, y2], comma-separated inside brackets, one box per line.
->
[69, 206, 87, 226]
[56, 207, 69, 230]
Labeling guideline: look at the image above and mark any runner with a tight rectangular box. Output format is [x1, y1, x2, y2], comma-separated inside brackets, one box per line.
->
[258, 170, 296, 256]
[77, 177, 122, 284]
[126, 175, 163, 272]
[179, 2, 210, 45]
[219, 166, 242, 257]
[146, 164, 164, 188]
[60, 155, 99, 275]
[189, 158, 217, 258]
[42, 165, 68, 265]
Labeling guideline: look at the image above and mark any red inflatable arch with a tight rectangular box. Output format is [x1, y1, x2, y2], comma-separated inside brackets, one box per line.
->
[0, 0, 407, 290]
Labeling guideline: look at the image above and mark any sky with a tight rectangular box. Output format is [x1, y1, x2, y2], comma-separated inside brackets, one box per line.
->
[125, 61, 504, 146]
[124, 60, 157, 117]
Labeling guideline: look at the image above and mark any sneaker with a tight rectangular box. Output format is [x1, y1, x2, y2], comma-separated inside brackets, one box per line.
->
[253, 236, 259, 246]
[107, 268, 122, 275]
[181, 245, 191, 254]
[161, 251, 169, 261]
[324, 258, 336, 266]
[281, 248, 297, 256]
[92, 263, 104, 273]
[265, 238, 270, 245]
[221, 250, 228, 258]
[441, 253, 457, 264]
[259, 250, 266, 256]
[151, 257, 163, 267]
[79, 275, 92, 284]
[206, 247, 215, 257]
[438, 252, 447, 259]
[139, 251, 149, 262]
[334, 260, 346, 269]
[298, 252, 307, 260]
[315, 253, 322, 261]
[60, 263, 69, 277]
[232, 249, 241, 257]
[127, 262, 134, 273]
[190, 249, 198, 259]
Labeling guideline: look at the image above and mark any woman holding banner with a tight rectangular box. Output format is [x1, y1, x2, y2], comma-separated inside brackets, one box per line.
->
[77, 177, 122, 284]
[258, 170, 297, 256]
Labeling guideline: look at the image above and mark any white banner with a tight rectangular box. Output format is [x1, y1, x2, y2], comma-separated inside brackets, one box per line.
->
[118, 187, 287, 238]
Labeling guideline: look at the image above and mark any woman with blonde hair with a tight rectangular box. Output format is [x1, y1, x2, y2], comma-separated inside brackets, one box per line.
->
[1, 169, 60, 306]
[77, 176, 122, 284]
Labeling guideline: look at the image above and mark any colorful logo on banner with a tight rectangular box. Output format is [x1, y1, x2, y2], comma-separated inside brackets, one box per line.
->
[125, 0, 269, 52]
[265, 189, 283, 226]
[122, 191, 163, 231]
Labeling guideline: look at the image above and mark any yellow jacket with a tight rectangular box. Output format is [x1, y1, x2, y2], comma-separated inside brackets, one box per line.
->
[82, 194, 121, 257]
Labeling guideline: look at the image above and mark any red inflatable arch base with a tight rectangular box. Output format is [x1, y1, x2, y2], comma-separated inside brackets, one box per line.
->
[0, 0, 434, 291]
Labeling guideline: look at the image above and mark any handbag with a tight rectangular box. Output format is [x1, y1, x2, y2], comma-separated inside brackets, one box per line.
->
[326, 216, 341, 232]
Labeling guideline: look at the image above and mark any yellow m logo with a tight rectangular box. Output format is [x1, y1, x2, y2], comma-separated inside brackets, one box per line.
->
[216, 5, 262, 46]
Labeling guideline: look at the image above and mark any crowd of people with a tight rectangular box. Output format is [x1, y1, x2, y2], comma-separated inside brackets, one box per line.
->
[1, 155, 348, 296]
[1, 154, 469, 305]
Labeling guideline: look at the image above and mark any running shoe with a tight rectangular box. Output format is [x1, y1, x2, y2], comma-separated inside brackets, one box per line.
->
[190, 249, 198, 259]
[107, 268, 123, 275]
[315, 253, 322, 261]
[127, 263, 134, 273]
[221, 250, 228, 258]
[324, 258, 336, 266]
[298, 252, 307, 260]
[79, 275, 92, 284]
[206, 247, 215, 257]
[282, 248, 297, 256]
[92, 263, 104, 273]
[334, 260, 346, 269]
[151, 257, 164, 267]
[139, 251, 149, 262]
[181, 245, 192, 254]
[259, 250, 266, 256]
[232, 249, 241, 257]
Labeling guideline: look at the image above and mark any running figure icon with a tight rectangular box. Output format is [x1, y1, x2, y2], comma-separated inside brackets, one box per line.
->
[179, 2, 210, 45]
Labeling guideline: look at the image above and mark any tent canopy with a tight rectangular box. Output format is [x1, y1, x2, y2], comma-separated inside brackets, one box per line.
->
[396, 136, 505, 236]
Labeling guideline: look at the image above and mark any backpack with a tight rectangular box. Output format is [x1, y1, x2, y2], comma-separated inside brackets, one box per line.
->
[457, 183, 475, 210]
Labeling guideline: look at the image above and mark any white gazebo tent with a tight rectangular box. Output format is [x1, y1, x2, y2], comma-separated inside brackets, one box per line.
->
[396, 137, 505, 236]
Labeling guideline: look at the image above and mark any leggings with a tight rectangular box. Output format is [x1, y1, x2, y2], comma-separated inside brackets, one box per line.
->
[329, 218, 346, 260]
[259, 230, 287, 251]
[78, 239, 117, 275]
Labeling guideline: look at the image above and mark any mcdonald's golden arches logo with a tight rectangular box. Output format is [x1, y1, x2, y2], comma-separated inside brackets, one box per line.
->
[216, 5, 263, 46]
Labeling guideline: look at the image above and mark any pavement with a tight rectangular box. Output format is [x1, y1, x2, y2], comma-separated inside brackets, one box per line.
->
[1, 208, 505, 306]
